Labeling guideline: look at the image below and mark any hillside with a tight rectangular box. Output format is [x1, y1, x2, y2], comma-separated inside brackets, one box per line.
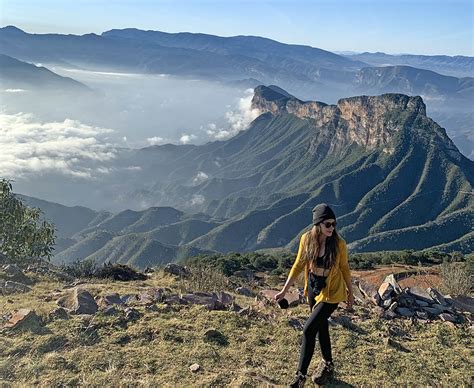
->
[0, 263, 472, 386]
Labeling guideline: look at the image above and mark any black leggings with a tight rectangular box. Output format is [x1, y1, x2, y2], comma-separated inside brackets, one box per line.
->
[297, 301, 338, 375]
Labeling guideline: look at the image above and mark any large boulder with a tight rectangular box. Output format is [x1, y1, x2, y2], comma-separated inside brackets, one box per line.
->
[1, 264, 33, 285]
[163, 263, 190, 278]
[3, 309, 43, 330]
[58, 287, 98, 315]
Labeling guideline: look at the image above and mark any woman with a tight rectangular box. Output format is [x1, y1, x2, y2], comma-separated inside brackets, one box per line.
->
[275, 203, 354, 387]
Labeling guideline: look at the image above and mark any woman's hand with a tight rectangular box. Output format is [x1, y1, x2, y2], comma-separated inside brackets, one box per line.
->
[274, 289, 286, 302]
[346, 292, 355, 310]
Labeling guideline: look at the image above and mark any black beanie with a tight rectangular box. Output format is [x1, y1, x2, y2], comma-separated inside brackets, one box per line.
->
[312, 203, 336, 225]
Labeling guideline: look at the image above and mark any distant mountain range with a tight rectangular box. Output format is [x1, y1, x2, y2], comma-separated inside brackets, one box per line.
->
[0, 54, 90, 92]
[345, 52, 474, 78]
[19, 86, 473, 266]
[1, 25, 472, 158]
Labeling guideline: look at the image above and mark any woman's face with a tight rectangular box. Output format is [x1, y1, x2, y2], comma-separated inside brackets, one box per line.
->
[320, 218, 336, 237]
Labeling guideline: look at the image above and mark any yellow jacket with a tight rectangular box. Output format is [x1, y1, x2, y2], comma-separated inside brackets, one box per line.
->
[288, 231, 351, 304]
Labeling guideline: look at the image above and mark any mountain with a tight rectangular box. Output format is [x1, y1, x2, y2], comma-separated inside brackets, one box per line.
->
[353, 65, 473, 102]
[1, 26, 471, 157]
[0, 54, 90, 92]
[24, 86, 473, 264]
[346, 52, 474, 78]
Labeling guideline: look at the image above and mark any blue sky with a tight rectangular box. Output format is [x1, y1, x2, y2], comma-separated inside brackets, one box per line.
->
[0, 0, 473, 56]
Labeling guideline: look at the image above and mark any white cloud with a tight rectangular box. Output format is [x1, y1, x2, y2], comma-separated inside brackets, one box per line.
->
[4, 89, 27, 93]
[192, 171, 209, 185]
[147, 136, 165, 145]
[190, 194, 205, 206]
[0, 112, 116, 179]
[207, 89, 260, 140]
[179, 134, 197, 144]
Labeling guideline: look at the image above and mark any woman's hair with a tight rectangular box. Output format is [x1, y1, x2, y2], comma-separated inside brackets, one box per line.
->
[302, 224, 340, 271]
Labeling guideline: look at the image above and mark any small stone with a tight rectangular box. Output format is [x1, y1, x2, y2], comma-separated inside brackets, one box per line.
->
[383, 310, 397, 320]
[415, 311, 429, 320]
[439, 313, 456, 322]
[163, 263, 190, 278]
[415, 300, 429, 307]
[3, 309, 42, 329]
[103, 306, 118, 316]
[378, 282, 394, 300]
[124, 307, 141, 321]
[235, 287, 253, 297]
[72, 288, 98, 315]
[382, 298, 393, 308]
[288, 317, 304, 331]
[189, 363, 200, 372]
[48, 307, 69, 321]
[427, 287, 447, 306]
[396, 307, 415, 317]
[383, 274, 402, 294]
[407, 287, 434, 304]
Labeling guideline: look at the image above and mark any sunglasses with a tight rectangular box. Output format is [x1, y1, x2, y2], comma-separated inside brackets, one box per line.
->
[321, 221, 337, 229]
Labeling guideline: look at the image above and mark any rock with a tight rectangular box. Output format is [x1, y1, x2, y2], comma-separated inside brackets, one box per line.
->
[235, 287, 253, 297]
[72, 288, 98, 315]
[330, 315, 357, 330]
[445, 296, 474, 314]
[146, 288, 164, 302]
[407, 287, 434, 304]
[1, 280, 32, 295]
[427, 287, 447, 306]
[216, 291, 234, 307]
[384, 337, 397, 347]
[439, 313, 456, 323]
[180, 292, 216, 308]
[415, 311, 429, 320]
[58, 288, 98, 315]
[48, 307, 69, 321]
[415, 300, 430, 307]
[383, 310, 397, 320]
[103, 306, 119, 316]
[163, 263, 190, 278]
[382, 298, 393, 308]
[164, 294, 185, 305]
[203, 329, 228, 346]
[121, 294, 139, 304]
[396, 292, 416, 308]
[288, 317, 304, 331]
[396, 307, 415, 317]
[383, 274, 403, 294]
[98, 293, 124, 307]
[229, 301, 242, 312]
[2, 264, 32, 285]
[378, 282, 394, 300]
[96, 264, 147, 281]
[423, 306, 443, 316]
[189, 363, 200, 373]
[124, 307, 141, 321]
[3, 309, 42, 330]
[144, 267, 155, 274]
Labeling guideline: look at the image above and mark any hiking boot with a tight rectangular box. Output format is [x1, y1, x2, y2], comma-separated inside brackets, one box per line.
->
[311, 360, 334, 385]
[288, 371, 306, 387]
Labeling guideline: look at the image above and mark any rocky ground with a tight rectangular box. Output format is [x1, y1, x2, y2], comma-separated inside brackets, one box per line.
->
[0, 262, 472, 386]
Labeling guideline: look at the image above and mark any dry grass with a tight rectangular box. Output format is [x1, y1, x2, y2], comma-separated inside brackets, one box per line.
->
[0, 268, 472, 387]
